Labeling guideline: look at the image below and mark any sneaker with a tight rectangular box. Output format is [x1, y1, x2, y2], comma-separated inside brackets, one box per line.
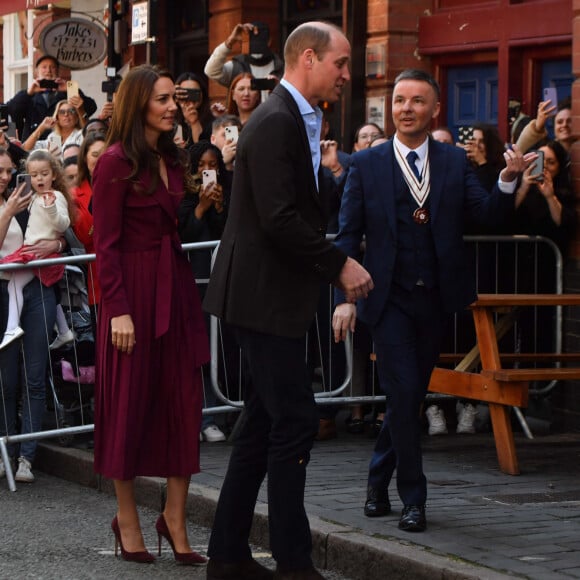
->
[456, 402, 477, 434]
[15, 457, 34, 483]
[49, 328, 75, 350]
[0, 326, 24, 350]
[201, 424, 226, 443]
[425, 405, 448, 435]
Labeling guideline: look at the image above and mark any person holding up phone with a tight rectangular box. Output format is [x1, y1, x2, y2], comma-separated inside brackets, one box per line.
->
[177, 141, 229, 445]
[0, 146, 64, 484]
[4, 55, 96, 141]
[226, 73, 261, 126]
[210, 115, 243, 172]
[22, 99, 84, 156]
[516, 96, 574, 155]
[514, 141, 575, 253]
[174, 72, 213, 146]
[0, 149, 73, 352]
[204, 21, 284, 102]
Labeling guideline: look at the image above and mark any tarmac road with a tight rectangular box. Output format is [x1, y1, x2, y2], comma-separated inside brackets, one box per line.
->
[0, 471, 353, 580]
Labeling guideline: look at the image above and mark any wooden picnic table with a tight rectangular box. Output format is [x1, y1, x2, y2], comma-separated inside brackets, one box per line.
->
[428, 294, 580, 475]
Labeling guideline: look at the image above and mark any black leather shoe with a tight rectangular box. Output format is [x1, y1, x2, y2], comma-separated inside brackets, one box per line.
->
[398, 505, 426, 532]
[364, 486, 391, 517]
[207, 558, 274, 579]
[274, 567, 324, 579]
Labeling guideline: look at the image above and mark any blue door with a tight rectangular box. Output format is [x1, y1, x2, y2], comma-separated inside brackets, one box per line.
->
[446, 65, 498, 142]
[541, 59, 572, 138]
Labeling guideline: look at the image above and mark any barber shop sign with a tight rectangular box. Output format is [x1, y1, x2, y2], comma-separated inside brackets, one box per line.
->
[39, 18, 107, 70]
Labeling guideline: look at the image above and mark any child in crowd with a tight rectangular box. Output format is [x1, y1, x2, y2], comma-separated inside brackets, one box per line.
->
[0, 149, 73, 349]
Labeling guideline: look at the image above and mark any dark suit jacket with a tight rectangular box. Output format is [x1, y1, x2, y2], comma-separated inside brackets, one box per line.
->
[334, 138, 515, 324]
[203, 84, 346, 338]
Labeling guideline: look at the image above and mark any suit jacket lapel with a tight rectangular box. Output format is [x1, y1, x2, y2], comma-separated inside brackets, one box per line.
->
[427, 139, 445, 224]
[381, 140, 397, 237]
[274, 85, 321, 207]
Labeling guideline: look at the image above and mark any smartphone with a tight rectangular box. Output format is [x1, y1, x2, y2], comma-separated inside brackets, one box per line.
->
[67, 80, 79, 100]
[48, 133, 62, 154]
[16, 174, 32, 197]
[249, 23, 269, 54]
[530, 150, 544, 181]
[250, 78, 276, 92]
[176, 87, 202, 103]
[458, 126, 474, 145]
[224, 125, 239, 144]
[543, 87, 558, 106]
[174, 124, 183, 142]
[39, 79, 59, 90]
[202, 169, 217, 187]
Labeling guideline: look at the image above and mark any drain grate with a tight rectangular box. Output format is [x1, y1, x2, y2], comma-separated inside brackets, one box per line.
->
[430, 479, 473, 486]
[482, 490, 580, 504]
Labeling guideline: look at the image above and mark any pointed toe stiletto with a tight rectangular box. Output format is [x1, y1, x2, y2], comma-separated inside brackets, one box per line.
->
[111, 516, 155, 563]
[155, 514, 207, 565]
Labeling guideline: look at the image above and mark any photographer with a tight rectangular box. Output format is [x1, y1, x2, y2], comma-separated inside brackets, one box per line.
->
[174, 73, 213, 147]
[5, 55, 96, 141]
[204, 22, 283, 101]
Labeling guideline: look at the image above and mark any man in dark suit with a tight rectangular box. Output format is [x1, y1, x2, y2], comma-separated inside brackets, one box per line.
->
[332, 69, 531, 533]
[203, 21, 373, 580]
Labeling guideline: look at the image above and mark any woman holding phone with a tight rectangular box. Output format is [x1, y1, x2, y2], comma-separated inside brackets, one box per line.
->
[0, 146, 62, 483]
[91, 65, 209, 565]
[174, 72, 212, 147]
[22, 99, 84, 156]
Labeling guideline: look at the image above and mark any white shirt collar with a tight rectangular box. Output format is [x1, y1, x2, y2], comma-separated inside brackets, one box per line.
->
[393, 135, 429, 164]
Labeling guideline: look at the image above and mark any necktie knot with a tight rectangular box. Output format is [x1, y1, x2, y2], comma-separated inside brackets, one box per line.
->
[406, 150, 421, 181]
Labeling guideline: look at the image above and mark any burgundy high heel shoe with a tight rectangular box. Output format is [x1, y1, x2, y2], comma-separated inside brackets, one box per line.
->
[155, 514, 207, 565]
[111, 516, 155, 563]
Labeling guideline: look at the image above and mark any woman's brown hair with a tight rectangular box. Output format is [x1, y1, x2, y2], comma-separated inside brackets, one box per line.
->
[106, 64, 191, 195]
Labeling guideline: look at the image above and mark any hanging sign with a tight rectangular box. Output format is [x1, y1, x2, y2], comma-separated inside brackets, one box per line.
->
[39, 18, 107, 70]
[131, 2, 149, 44]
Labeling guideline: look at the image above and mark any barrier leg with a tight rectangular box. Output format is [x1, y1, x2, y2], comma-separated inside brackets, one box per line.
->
[0, 437, 16, 492]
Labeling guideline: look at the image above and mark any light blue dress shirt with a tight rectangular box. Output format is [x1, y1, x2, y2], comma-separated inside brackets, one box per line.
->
[280, 78, 323, 190]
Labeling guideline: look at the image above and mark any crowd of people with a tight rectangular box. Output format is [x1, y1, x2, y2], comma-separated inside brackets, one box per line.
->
[0, 17, 573, 580]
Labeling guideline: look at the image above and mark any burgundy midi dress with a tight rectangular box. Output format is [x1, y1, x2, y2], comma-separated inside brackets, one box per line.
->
[91, 143, 209, 480]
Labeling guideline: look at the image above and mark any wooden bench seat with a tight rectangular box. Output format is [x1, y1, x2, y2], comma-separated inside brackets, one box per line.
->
[483, 367, 580, 382]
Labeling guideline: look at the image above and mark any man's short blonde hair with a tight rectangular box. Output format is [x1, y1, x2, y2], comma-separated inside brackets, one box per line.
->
[283, 21, 344, 68]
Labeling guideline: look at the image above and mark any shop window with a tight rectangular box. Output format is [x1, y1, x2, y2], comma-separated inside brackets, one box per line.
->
[2, 12, 32, 104]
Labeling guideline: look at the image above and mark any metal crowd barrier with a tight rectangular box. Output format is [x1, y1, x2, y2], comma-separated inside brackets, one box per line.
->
[0, 235, 563, 490]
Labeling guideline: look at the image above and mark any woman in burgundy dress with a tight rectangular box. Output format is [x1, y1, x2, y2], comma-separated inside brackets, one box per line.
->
[92, 65, 209, 565]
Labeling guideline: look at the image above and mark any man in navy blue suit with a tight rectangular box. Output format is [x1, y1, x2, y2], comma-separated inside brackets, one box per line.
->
[332, 69, 532, 532]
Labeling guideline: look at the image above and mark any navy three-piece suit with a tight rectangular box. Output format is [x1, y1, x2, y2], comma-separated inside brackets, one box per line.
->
[334, 138, 514, 505]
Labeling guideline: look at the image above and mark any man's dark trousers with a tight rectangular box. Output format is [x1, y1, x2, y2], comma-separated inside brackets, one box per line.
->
[207, 326, 319, 571]
[367, 283, 448, 506]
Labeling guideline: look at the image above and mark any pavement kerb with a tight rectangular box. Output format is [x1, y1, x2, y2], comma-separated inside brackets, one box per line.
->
[34, 443, 517, 580]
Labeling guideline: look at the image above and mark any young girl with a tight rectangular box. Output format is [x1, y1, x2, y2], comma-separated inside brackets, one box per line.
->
[0, 149, 73, 350]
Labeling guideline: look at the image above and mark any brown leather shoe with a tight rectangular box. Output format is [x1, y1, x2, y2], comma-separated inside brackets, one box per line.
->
[315, 419, 337, 441]
[274, 567, 325, 579]
[206, 558, 274, 579]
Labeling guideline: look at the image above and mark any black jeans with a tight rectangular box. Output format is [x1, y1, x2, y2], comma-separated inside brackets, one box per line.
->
[207, 326, 319, 570]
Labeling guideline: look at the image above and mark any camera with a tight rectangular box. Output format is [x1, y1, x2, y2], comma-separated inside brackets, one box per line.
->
[176, 87, 202, 104]
[250, 78, 276, 92]
[102, 78, 122, 101]
[39, 79, 59, 90]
